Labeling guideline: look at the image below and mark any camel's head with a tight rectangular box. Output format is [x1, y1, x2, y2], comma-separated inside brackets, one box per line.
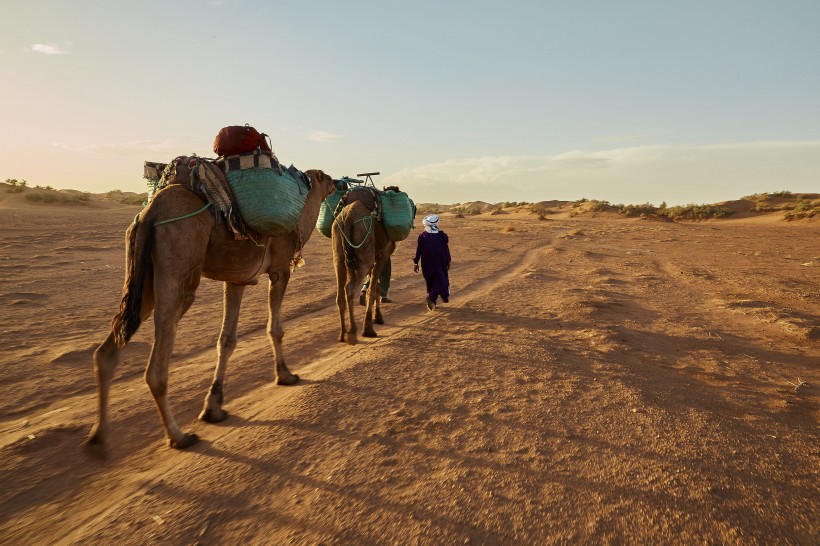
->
[306, 169, 335, 199]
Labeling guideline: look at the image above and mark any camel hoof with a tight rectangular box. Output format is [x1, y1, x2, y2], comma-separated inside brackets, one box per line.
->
[374, 316, 385, 325]
[199, 408, 229, 423]
[362, 330, 378, 338]
[84, 431, 108, 459]
[170, 433, 199, 450]
[85, 426, 104, 446]
[277, 373, 300, 386]
[345, 333, 358, 345]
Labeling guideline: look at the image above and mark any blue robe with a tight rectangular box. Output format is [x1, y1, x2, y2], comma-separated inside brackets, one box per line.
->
[413, 230, 451, 304]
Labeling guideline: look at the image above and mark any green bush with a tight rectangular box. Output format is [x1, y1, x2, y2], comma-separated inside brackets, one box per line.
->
[619, 203, 658, 217]
[586, 199, 611, 212]
[661, 204, 728, 220]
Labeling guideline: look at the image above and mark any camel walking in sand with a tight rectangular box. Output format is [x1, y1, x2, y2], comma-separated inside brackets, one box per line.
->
[87, 169, 335, 450]
[332, 201, 396, 345]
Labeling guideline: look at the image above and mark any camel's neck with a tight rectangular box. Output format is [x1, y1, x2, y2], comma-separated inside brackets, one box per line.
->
[294, 181, 326, 246]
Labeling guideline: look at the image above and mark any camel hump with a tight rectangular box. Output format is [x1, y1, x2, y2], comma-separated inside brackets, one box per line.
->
[342, 186, 378, 212]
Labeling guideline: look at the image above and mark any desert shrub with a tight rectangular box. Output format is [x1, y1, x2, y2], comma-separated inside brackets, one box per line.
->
[619, 203, 658, 217]
[571, 198, 588, 208]
[783, 198, 819, 220]
[529, 203, 556, 216]
[4, 178, 27, 193]
[586, 199, 611, 212]
[770, 190, 792, 197]
[754, 201, 774, 212]
[661, 204, 729, 220]
[794, 197, 812, 211]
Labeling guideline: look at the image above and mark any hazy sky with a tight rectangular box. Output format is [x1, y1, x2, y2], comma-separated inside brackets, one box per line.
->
[2, 0, 818, 205]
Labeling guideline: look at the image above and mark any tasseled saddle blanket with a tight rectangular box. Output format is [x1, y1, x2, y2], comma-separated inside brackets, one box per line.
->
[144, 155, 257, 240]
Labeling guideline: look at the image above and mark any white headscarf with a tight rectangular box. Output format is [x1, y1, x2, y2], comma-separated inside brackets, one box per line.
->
[422, 214, 440, 233]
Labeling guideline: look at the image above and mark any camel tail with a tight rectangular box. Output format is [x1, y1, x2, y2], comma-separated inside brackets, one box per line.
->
[111, 216, 154, 347]
[337, 204, 359, 271]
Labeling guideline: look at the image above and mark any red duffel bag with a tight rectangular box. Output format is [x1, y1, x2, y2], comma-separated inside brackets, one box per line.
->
[213, 124, 272, 157]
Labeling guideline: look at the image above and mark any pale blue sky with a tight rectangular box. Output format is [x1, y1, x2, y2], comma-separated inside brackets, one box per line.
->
[1, 0, 818, 204]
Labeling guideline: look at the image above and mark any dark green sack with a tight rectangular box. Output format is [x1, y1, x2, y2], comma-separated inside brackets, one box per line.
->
[380, 190, 415, 241]
[315, 188, 347, 238]
[227, 166, 309, 236]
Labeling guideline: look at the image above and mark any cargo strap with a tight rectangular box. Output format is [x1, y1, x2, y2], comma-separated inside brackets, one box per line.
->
[154, 203, 213, 226]
[334, 213, 373, 249]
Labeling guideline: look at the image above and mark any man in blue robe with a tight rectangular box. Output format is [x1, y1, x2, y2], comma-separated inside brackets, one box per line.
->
[413, 214, 451, 310]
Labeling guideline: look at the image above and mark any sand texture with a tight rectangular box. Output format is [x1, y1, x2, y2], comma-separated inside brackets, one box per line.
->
[0, 193, 818, 545]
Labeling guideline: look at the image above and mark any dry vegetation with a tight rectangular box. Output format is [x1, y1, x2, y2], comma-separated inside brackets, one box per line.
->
[3, 180, 147, 207]
[417, 191, 819, 223]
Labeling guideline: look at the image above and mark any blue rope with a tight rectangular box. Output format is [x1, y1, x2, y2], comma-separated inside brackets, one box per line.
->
[334, 211, 373, 249]
[154, 203, 212, 226]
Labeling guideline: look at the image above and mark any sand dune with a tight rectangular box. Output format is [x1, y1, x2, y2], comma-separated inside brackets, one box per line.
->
[0, 190, 817, 544]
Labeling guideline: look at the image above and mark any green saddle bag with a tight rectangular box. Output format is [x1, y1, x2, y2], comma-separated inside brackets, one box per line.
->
[226, 165, 309, 237]
[380, 190, 415, 242]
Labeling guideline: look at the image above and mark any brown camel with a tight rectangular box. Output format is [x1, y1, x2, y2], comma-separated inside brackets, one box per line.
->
[87, 169, 335, 450]
[332, 201, 396, 345]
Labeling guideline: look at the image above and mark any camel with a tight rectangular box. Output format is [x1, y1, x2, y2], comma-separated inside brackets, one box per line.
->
[332, 200, 396, 344]
[87, 169, 335, 450]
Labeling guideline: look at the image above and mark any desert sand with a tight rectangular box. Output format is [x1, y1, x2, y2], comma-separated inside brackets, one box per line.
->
[0, 187, 818, 545]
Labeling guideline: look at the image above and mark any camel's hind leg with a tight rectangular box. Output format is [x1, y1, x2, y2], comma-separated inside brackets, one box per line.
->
[344, 267, 365, 345]
[373, 273, 385, 325]
[199, 282, 245, 423]
[336, 269, 348, 343]
[363, 261, 384, 337]
[146, 277, 200, 449]
[267, 270, 300, 385]
[87, 283, 154, 448]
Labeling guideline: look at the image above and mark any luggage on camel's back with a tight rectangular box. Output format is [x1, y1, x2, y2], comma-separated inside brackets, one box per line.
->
[213, 124, 271, 157]
[316, 177, 365, 238]
[380, 189, 415, 241]
[218, 147, 310, 237]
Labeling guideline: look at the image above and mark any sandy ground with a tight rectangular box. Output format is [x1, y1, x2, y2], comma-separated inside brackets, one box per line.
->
[0, 194, 818, 545]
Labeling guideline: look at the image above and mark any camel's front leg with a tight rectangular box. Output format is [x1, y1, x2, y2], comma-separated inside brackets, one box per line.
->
[267, 270, 299, 385]
[200, 282, 245, 423]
